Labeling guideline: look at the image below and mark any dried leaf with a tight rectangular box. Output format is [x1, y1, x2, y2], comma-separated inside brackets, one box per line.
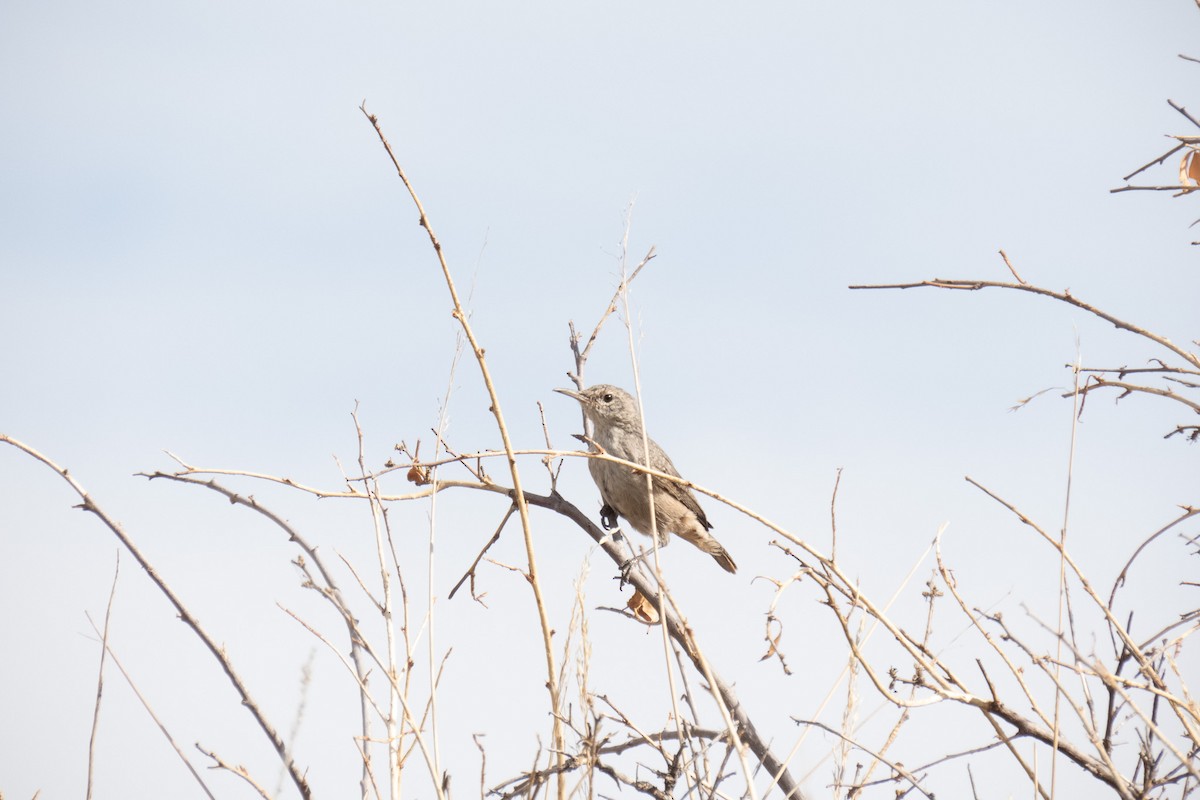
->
[627, 590, 660, 625]
[406, 465, 430, 485]
[1180, 149, 1200, 188]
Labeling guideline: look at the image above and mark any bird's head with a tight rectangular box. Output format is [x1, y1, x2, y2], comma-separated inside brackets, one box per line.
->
[554, 384, 640, 429]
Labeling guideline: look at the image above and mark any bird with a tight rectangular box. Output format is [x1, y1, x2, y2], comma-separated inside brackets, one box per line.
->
[554, 384, 737, 574]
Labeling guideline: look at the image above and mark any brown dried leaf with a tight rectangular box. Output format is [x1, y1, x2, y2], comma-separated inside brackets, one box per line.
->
[1181, 149, 1200, 188]
[627, 590, 660, 625]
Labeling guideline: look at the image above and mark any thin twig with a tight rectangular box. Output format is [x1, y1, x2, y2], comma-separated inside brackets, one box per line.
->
[1121, 143, 1187, 182]
[449, 504, 518, 601]
[196, 744, 274, 800]
[791, 719, 935, 799]
[1169, 98, 1200, 131]
[998, 249, 1026, 284]
[83, 615, 218, 800]
[86, 553, 120, 800]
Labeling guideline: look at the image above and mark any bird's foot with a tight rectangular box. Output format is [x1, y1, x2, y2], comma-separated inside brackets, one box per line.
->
[616, 548, 651, 587]
[599, 504, 618, 530]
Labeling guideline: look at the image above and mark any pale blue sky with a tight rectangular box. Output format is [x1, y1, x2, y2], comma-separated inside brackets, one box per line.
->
[3, 2, 1198, 797]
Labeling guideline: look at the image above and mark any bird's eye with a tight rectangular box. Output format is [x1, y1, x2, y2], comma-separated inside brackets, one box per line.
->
[602, 393, 613, 403]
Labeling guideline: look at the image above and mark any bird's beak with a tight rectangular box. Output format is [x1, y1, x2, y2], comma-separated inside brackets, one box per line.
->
[554, 387, 586, 403]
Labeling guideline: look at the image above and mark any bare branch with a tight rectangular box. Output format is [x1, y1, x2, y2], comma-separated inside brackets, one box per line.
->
[0, 435, 313, 800]
[848, 278, 1200, 370]
[86, 554, 120, 800]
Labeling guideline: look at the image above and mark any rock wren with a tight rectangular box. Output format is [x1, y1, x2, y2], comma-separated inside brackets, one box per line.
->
[554, 384, 737, 574]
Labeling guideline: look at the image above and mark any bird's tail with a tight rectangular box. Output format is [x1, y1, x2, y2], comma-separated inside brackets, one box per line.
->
[676, 523, 738, 574]
[710, 546, 737, 574]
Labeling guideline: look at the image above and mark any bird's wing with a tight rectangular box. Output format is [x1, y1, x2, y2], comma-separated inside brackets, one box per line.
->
[648, 440, 713, 531]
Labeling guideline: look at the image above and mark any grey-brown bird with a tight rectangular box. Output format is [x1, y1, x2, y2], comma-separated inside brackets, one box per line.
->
[555, 384, 736, 573]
